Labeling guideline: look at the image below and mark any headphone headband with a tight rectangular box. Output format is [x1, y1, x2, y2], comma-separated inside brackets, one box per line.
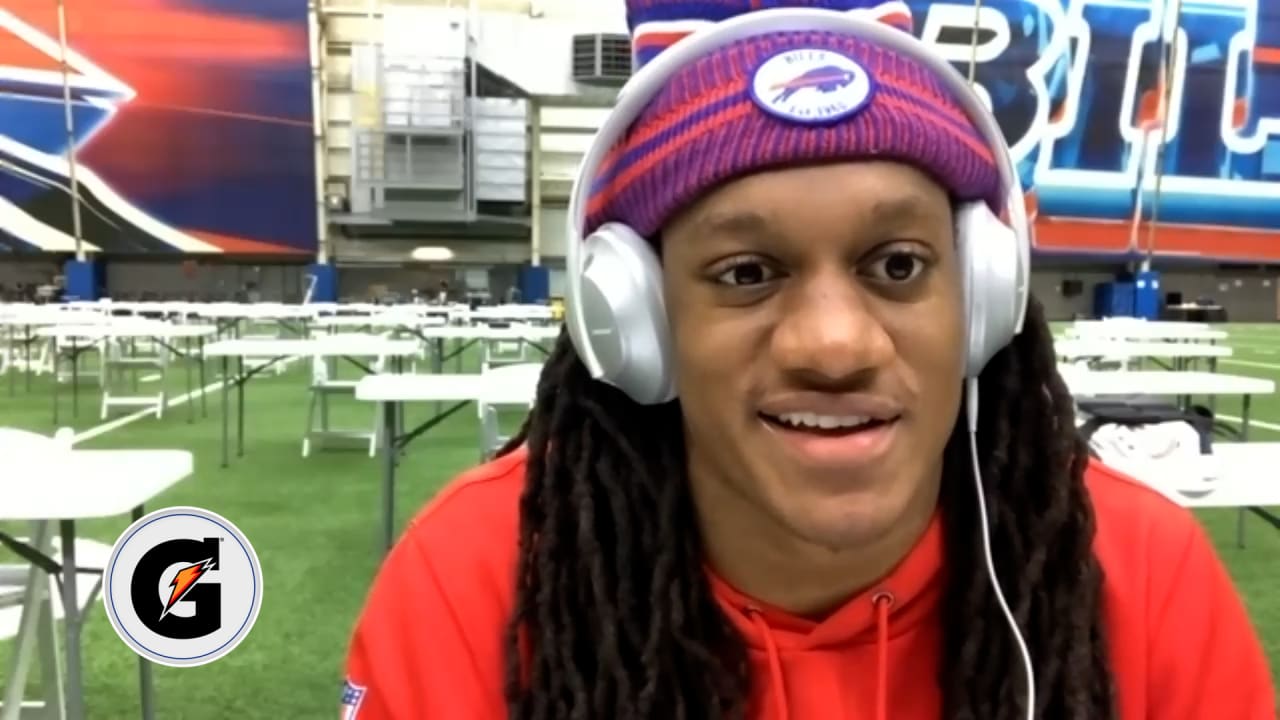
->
[567, 7, 1031, 376]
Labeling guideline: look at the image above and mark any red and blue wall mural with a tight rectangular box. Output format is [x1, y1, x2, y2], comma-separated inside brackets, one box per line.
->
[908, 0, 1280, 262]
[0, 0, 316, 256]
[4, 0, 1278, 262]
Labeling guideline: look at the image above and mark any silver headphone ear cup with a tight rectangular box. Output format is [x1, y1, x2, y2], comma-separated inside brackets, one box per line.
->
[957, 202, 1021, 378]
[573, 223, 676, 404]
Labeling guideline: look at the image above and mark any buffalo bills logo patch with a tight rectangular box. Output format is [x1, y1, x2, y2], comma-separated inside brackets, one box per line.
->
[750, 49, 875, 125]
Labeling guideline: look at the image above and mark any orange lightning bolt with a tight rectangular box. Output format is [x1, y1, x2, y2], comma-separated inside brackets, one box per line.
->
[161, 558, 215, 621]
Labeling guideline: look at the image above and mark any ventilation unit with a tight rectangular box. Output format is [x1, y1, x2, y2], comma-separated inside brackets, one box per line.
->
[571, 33, 632, 86]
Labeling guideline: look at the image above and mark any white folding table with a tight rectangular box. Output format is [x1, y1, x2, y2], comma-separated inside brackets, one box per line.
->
[416, 324, 561, 375]
[0, 449, 193, 720]
[1071, 319, 1212, 331]
[1130, 442, 1280, 509]
[38, 323, 217, 423]
[1061, 369, 1273, 428]
[1065, 368, 1278, 546]
[459, 304, 556, 325]
[1054, 339, 1232, 372]
[309, 314, 447, 331]
[204, 336, 420, 467]
[186, 303, 317, 343]
[1062, 368, 1273, 450]
[1103, 442, 1280, 541]
[1061, 323, 1227, 342]
[355, 363, 542, 552]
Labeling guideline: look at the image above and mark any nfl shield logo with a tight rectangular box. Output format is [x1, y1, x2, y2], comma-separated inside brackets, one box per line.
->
[340, 679, 366, 719]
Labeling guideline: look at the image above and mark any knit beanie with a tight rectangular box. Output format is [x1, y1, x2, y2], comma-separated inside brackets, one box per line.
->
[583, 0, 1003, 239]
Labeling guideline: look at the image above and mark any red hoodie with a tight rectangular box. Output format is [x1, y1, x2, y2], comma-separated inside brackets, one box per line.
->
[342, 447, 1276, 719]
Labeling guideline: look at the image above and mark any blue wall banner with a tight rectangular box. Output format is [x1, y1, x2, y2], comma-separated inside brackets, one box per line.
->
[906, 0, 1280, 261]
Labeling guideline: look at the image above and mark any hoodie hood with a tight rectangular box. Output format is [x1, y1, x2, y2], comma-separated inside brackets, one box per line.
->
[706, 512, 947, 720]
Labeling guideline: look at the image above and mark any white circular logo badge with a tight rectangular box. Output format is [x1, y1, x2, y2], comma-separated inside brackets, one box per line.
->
[102, 506, 263, 668]
[750, 48, 876, 125]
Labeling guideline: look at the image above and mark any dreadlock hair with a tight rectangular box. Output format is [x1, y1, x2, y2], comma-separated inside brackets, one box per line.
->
[499, 294, 1117, 720]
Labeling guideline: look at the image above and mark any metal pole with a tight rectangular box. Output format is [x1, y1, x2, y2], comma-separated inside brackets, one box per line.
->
[309, 0, 330, 265]
[529, 97, 542, 266]
[467, 0, 479, 219]
[56, 0, 85, 262]
[966, 0, 984, 84]
[1144, 0, 1184, 270]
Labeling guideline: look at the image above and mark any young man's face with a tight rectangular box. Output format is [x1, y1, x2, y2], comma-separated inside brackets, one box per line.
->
[660, 161, 966, 553]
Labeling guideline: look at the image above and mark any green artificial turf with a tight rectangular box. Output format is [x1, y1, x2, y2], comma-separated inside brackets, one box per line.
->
[0, 326, 1277, 718]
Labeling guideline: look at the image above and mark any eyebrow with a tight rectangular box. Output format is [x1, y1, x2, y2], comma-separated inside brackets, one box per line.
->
[692, 210, 773, 240]
[688, 194, 943, 241]
[867, 195, 937, 225]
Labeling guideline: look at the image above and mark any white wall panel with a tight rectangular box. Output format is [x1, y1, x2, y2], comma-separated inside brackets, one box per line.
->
[540, 106, 611, 130]
[328, 149, 352, 178]
[326, 15, 381, 45]
[326, 53, 353, 81]
[549, 267, 566, 297]
[326, 92, 354, 124]
[539, 132, 592, 155]
[326, 125, 354, 152]
[529, 0, 625, 27]
[538, 204, 569, 258]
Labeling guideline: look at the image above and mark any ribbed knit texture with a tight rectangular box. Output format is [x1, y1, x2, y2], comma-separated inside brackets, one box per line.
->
[585, 2, 1002, 239]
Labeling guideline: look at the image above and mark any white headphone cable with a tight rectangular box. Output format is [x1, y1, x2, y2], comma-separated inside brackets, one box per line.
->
[967, 378, 1037, 720]
[962, 0, 1035, 713]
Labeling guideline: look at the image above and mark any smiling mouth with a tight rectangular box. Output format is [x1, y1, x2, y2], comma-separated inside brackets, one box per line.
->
[759, 411, 895, 435]
[757, 411, 900, 466]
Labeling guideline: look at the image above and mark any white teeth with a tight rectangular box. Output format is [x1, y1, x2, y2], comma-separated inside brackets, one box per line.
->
[775, 412, 873, 430]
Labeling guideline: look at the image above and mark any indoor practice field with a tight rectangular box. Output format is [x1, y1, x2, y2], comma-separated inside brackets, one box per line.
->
[1, 323, 1278, 719]
[5, 0, 1280, 716]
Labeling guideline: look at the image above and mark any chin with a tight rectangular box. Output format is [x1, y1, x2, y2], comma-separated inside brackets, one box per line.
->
[777, 494, 907, 553]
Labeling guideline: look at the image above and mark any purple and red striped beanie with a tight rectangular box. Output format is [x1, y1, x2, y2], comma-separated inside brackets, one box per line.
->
[584, 0, 1003, 239]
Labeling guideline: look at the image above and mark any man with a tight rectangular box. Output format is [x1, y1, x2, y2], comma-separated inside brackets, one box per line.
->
[343, 2, 1275, 718]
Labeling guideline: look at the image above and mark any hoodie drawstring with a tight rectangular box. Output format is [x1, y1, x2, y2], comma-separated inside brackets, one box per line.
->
[746, 593, 895, 720]
[873, 591, 895, 720]
[746, 606, 790, 720]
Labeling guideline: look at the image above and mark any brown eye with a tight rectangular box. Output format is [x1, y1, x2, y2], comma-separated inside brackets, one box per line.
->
[715, 261, 778, 287]
[866, 251, 927, 283]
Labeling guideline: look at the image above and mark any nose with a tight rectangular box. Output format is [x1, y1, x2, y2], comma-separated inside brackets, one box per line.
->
[769, 267, 895, 386]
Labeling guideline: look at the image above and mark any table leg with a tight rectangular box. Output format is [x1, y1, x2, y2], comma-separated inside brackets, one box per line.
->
[236, 356, 245, 458]
[1236, 394, 1252, 549]
[393, 357, 405, 438]
[24, 326, 32, 392]
[432, 339, 444, 416]
[132, 505, 156, 720]
[221, 357, 230, 468]
[381, 401, 398, 553]
[52, 338, 60, 427]
[199, 338, 207, 417]
[71, 343, 80, 419]
[1, 520, 52, 714]
[6, 325, 13, 397]
[185, 338, 194, 424]
[126, 339, 135, 394]
[59, 520, 85, 720]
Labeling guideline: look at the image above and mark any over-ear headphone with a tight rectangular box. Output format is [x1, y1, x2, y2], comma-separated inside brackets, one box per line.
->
[565, 7, 1031, 406]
